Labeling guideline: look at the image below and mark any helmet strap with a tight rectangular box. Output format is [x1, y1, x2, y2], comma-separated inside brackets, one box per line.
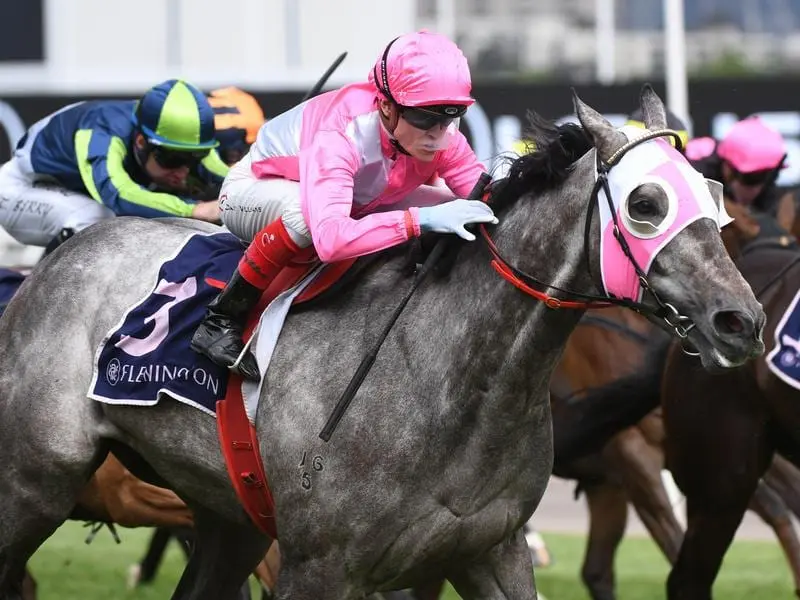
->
[374, 37, 401, 104]
[376, 104, 410, 157]
[133, 135, 150, 170]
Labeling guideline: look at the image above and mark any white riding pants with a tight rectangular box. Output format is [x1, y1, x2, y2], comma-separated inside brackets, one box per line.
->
[0, 157, 114, 246]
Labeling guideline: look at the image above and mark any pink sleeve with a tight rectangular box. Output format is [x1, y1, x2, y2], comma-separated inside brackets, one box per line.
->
[436, 131, 487, 198]
[300, 130, 417, 264]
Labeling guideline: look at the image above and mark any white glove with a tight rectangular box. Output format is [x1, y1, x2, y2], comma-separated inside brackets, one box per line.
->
[418, 199, 499, 241]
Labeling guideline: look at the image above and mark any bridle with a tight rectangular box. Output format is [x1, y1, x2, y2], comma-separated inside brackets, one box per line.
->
[480, 128, 701, 350]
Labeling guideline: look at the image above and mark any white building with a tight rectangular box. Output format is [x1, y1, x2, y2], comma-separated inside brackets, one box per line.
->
[0, 0, 417, 94]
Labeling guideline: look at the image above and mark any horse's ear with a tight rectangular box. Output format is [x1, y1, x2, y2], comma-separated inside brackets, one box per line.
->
[639, 84, 668, 131]
[707, 178, 734, 229]
[572, 89, 626, 163]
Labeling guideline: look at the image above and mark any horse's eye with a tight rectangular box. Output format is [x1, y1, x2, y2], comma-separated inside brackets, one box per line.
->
[633, 198, 657, 216]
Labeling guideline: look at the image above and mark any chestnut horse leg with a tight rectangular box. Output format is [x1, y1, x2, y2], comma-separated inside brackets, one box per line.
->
[580, 480, 628, 600]
[77, 454, 193, 529]
[605, 428, 683, 564]
[253, 541, 281, 597]
[763, 455, 800, 520]
[749, 480, 800, 596]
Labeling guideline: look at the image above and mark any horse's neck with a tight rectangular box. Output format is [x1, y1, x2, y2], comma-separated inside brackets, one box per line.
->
[411, 156, 600, 429]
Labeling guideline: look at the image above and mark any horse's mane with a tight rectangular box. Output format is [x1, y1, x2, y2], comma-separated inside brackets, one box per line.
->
[489, 112, 594, 213]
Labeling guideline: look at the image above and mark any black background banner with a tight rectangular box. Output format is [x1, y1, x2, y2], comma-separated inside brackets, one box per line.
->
[0, 0, 44, 62]
[1, 78, 799, 181]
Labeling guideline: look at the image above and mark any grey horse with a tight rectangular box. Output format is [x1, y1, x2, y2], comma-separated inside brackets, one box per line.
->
[0, 88, 765, 600]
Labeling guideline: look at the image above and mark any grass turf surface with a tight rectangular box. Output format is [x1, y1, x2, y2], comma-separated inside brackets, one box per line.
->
[27, 521, 794, 599]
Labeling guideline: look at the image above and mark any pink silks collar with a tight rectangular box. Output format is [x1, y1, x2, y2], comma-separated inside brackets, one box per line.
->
[598, 126, 733, 301]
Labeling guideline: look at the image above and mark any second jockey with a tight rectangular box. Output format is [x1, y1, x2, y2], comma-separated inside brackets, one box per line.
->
[686, 116, 787, 212]
[0, 79, 226, 249]
[191, 30, 498, 380]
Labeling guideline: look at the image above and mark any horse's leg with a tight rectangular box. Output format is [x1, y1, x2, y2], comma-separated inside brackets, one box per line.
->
[170, 507, 268, 600]
[666, 493, 753, 600]
[749, 480, 800, 596]
[762, 455, 800, 520]
[132, 528, 178, 585]
[0, 396, 105, 596]
[97, 454, 194, 528]
[21, 569, 36, 600]
[446, 529, 537, 599]
[270, 557, 354, 600]
[663, 356, 770, 600]
[254, 541, 281, 595]
[580, 480, 628, 600]
[410, 580, 446, 600]
[606, 430, 683, 563]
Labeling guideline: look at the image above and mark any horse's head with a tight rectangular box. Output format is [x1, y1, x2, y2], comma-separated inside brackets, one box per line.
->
[574, 85, 765, 369]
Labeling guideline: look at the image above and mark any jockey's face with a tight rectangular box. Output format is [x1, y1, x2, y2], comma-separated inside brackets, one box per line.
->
[721, 161, 773, 206]
[378, 98, 458, 162]
[134, 134, 200, 192]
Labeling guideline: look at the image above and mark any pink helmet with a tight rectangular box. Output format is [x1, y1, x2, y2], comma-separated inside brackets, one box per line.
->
[684, 136, 716, 162]
[369, 30, 474, 108]
[717, 116, 786, 173]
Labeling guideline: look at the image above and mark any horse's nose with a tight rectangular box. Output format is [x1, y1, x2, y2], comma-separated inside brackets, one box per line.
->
[711, 308, 757, 341]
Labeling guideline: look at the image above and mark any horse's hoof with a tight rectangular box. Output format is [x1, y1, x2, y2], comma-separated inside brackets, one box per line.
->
[127, 564, 142, 589]
[531, 547, 555, 568]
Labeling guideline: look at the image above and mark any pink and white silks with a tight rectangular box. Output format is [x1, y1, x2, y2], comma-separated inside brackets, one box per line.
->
[245, 82, 485, 263]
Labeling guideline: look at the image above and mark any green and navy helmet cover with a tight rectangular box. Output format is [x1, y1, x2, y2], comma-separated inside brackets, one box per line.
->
[132, 79, 218, 151]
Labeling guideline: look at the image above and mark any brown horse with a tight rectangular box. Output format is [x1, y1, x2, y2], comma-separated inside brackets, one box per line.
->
[549, 201, 800, 600]
[560, 204, 800, 599]
[551, 305, 800, 600]
[661, 234, 800, 599]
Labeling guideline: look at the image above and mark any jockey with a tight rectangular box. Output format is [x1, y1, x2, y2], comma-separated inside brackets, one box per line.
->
[191, 30, 498, 380]
[0, 79, 226, 249]
[208, 87, 267, 166]
[686, 116, 787, 213]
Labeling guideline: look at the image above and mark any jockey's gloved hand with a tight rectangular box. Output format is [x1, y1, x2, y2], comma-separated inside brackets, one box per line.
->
[418, 199, 499, 242]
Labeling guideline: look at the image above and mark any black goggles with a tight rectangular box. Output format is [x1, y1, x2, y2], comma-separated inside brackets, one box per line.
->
[399, 104, 468, 131]
[732, 167, 774, 186]
[150, 145, 210, 169]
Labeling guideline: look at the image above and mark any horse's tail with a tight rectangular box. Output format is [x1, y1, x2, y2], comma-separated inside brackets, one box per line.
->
[551, 335, 671, 463]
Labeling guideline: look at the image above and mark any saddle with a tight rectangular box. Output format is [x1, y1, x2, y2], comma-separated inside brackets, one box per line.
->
[0, 267, 28, 317]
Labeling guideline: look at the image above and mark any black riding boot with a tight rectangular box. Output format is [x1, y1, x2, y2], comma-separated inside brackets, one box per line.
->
[190, 270, 262, 381]
[43, 227, 75, 256]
